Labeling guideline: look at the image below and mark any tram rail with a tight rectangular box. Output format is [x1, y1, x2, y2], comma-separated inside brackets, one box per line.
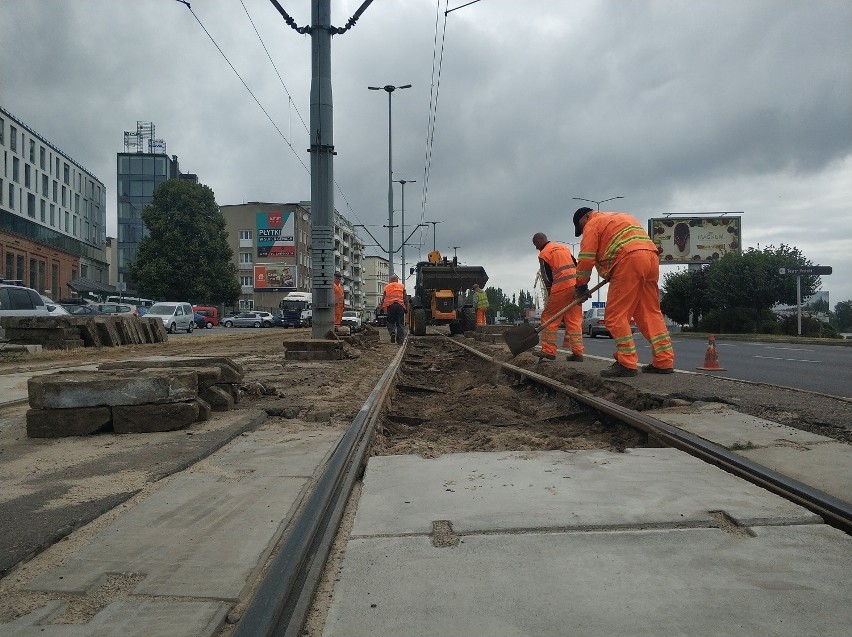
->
[235, 334, 852, 637]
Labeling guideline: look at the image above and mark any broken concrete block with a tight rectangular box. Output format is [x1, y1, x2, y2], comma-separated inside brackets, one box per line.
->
[199, 385, 235, 411]
[99, 357, 243, 384]
[26, 407, 113, 438]
[28, 369, 199, 410]
[113, 401, 200, 433]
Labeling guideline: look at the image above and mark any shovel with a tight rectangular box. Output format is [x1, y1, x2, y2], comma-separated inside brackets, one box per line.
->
[503, 279, 607, 357]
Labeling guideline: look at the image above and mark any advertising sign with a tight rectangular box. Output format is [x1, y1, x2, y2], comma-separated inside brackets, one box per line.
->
[256, 210, 295, 258]
[648, 215, 741, 265]
[254, 265, 296, 291]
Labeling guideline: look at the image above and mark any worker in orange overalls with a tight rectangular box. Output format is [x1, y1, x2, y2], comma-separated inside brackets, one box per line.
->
[333, 271, 345, 327]
[381, 274, 407, 344]
[531, 232, 584, 362]
[572, 207, 674, 377]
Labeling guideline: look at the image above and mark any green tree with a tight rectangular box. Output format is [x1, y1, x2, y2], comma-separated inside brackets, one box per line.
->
[834, 300, 852, 332]
[660, 267, 712, 326]
[130, 180, 241, 304]
[705, 244, 820, 332]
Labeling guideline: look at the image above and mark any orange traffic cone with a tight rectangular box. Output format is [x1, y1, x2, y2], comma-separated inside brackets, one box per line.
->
[697, 334, 726, 371]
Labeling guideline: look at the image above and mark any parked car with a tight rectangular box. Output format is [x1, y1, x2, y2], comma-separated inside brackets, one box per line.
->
[96, 302, 137, 317]
[192, 305, 220, 328]
[582, 307, 638, 338]
[255, 311, 274, 328]
[0, 282, 51, 317]
[41, 296, 70, 316]
[341, 310, 363, 331]
[63, 304, 105, 316]
[222, 312, 266, 328]
[146, 302, 195, 333]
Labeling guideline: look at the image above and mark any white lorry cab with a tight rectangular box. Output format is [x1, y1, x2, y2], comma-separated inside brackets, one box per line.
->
[279, 291, 312, 328]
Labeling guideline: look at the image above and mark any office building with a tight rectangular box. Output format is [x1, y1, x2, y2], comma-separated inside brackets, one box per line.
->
[115, 121, 196, 286]
[362, 255, 390, 320]
[0, 106, 108, 299]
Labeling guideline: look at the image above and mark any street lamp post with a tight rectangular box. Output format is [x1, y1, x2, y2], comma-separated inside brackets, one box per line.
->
[425, 220, 442, 253]
[394, 178, 416, 284]
[572, 196, 624, 301]
[368, 83, 411, 278]
[572, 195, 624, 211]
[450, 246, 461, 260]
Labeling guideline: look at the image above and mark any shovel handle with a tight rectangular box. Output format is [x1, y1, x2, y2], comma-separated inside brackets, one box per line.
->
[536, 279, 607, 334]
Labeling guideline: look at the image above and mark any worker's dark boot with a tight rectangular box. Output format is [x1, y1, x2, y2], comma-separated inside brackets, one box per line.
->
[600, 361, 638, 378]
[565, 353, 584, 362]
[642, 364, 674, 374]
[532, 351, 556, 361]
[390, 332, 396, 344]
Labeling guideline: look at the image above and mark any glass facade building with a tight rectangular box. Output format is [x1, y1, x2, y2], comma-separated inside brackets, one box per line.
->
[115, 152, 195, 284]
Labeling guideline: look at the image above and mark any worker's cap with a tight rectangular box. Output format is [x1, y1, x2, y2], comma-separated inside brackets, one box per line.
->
[390, 274, 399, 281]
[573, 207, 594, 237]
[334, 271, 342, 278]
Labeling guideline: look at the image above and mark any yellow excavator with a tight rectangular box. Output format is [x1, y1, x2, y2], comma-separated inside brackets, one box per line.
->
[407, 250, 489, 336]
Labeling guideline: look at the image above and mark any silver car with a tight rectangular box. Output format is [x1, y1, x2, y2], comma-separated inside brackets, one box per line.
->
[222, 312, 266, 328]
[146, 302, 195, 333]
[582, 307, 638, 338]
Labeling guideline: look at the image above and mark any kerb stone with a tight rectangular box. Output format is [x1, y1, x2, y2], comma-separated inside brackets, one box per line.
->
[28, 369, 199, 410]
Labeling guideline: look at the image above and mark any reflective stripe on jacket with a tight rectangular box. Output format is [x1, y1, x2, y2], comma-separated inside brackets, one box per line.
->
[474, 290, 489, 309]
[576, 211, 657, 285]
[537, 241, 577, 293]
[381, 281, 406, 310]
[334, 282, 345, 305]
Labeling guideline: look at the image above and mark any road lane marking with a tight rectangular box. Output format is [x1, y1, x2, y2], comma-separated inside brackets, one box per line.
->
[753, 355, 820, 363]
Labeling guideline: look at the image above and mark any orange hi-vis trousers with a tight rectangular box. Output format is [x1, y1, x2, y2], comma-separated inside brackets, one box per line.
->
[539, 287, 584, 357]
[476, 308, 486, 326]
[334, 303, 344, 326]
[605, 250, 674, 370]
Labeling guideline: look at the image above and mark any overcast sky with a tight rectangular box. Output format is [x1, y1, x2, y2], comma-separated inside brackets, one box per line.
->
[2, 0, 850, 308]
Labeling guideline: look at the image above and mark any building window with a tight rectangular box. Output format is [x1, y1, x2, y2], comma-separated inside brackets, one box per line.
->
[42, 173, 48, 196]
[12, 157, 18, 182]
[239, 230, 253, 240]
[24, 163, 31, 188]
[27, 193, 36, 217]
[10, 126, 16, 152]
[239, 252, 253, 264]
[240, 275, 253, 287]
[0, 117, 4, 144]
[39, 146, 45, 170]
[75, 193, 80, 214]
[5, 253, 13, 279]
[40, 198, 46, 222]
[52, 180, 57, 202]
[63, 162, 70, 185]
[50, 203, 55, 226]
[65, 210, 69, 232]
[29, 140, 35, 163]
[8, 183, 14, 209]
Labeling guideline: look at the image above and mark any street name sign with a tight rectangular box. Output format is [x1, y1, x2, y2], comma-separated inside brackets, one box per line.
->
[779, 266, 832, 275]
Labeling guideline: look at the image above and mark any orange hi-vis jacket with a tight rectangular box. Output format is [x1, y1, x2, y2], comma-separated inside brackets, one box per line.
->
[537, 241, 578, 292]
[381, 281, 406, 310]
[575, 212, 657, 286]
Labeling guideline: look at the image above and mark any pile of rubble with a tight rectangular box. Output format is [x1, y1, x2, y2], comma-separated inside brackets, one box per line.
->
[1, 315, 168, 350]
[26, 357, 247, 438]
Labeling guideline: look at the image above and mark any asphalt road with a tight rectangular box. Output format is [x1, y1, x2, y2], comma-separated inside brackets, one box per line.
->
[577, 332, 852, 398]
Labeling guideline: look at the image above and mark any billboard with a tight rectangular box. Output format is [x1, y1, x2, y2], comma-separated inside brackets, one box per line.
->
[254, 265, 296, 291]
[648, 215, 741, 264]
[256, 210, 295, 258]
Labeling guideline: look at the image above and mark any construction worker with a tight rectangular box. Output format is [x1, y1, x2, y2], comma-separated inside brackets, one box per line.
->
[572, 206, 674, 377]
[472, 284, 489, 326]
[381, 274, 407, 344]
[333, 272, 345, 327]
[531, 232, 584, 362]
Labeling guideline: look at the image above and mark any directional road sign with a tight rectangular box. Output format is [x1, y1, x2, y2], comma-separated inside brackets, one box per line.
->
[779, 266, 832, 275]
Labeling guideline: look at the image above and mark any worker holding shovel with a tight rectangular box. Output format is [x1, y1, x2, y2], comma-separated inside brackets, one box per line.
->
[572, 207, 674, 377]
[530, 233, 585, 362]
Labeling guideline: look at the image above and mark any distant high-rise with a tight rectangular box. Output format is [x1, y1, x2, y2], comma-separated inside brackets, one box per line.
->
[0, 105, 108, 298]
[116, 121, 196, 286]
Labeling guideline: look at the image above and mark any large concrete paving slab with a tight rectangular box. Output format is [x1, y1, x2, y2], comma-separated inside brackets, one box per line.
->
[739, 441, 852, 502]
[3, 599, 228, 637]
[324, 524, 852, 637]
[646, 403, 836, 447]
[352, 450, 820, 536]
[23, 429, 342, 601]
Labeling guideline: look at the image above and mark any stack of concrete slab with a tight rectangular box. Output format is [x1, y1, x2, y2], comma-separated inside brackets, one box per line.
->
[0, 315, 167, 349]
[25, 357, 244, 438]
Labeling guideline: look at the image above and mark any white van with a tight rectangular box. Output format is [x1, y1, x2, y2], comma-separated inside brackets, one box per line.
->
[0, 283, 51, 317]
[145, 302, 195, 333]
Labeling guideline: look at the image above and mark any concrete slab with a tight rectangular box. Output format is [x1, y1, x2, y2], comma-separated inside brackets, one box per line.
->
[0, 366, 98, 406]
[352, 450, 820, 536]
[24, 429, 342, 601]
[646, 403, 835, 447]
[3, 599, 228, 637]
[324, 524, 852, 637]
[739, 441, 852, 503]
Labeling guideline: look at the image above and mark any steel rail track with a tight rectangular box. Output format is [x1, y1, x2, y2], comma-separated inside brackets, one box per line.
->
[232, 344, 407, 637]
[235, 334, 850, 637]
[448, 337, 852, 534]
